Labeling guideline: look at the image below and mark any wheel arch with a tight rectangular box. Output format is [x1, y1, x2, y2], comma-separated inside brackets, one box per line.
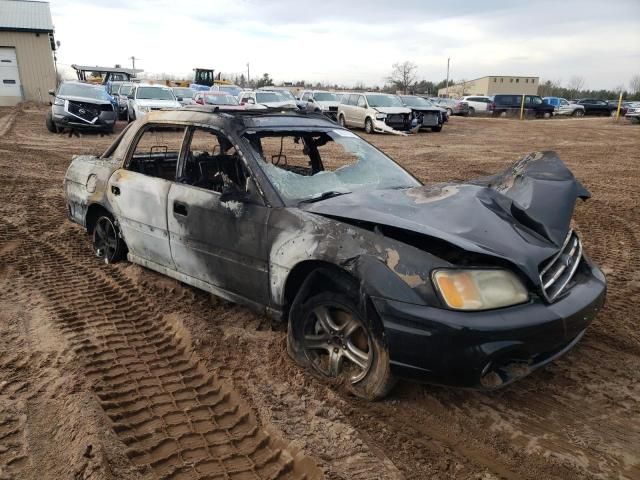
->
[85, 203, 112, 233]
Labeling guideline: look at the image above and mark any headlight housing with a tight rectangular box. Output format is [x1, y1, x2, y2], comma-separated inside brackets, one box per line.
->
[53, 97, 64, 106]
[375, 113, 387, 120]
[137, 105, 149, 112]
[432, 269, 528, 310]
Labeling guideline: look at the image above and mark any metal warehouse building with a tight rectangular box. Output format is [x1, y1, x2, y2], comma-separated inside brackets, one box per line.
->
[438, 75, 540, 97]
[0, 0, 57, 106]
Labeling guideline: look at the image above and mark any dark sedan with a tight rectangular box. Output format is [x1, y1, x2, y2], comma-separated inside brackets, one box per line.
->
[399, 95, 444, 131]
[63, 108, 606, 399]
[575, 99, 618, 116]
[46, 81, 117, 133]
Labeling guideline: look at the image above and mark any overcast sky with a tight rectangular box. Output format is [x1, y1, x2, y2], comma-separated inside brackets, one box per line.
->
[51, 0, 640, 90]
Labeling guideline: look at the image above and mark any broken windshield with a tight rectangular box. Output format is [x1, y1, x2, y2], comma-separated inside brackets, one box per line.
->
[244, 129, 420, 203]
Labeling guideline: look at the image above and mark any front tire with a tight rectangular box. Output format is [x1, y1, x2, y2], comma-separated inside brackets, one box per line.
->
[45, 111, 58, 133]
[364, 117, 374, 134]
[288, 289, 395, 400]
[468, 107, 475, 116]
[446, 108, 453, 117]
[431, 124, 443, 132]
[338, 114, 346, 127]
[92, 214, 126, 264]
[572, 109, 584, 117]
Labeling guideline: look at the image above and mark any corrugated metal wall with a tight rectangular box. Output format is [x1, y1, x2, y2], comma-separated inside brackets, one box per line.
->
[0, 30, 56, 103]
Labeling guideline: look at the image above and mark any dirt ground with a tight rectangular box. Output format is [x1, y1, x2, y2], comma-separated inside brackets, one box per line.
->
[0, 105, 638, 480]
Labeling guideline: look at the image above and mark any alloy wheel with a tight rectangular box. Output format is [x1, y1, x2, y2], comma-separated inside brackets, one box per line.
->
[302, 304, 372, 383]
[93, 216, 120, 263]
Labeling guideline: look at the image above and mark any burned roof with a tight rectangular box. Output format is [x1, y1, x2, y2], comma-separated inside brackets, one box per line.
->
[0, 0, 54, 33]
[147, 106, 338, 130]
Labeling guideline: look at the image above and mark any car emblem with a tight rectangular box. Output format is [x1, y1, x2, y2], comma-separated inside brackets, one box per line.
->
[79, 108, 86, 114]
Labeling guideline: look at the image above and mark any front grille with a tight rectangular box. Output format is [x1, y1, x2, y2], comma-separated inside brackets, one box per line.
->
[385, 113, 409, 129]
[67, 101, 101, 122]
[539, 230, 582, 302]
[328, 106, 338, 112]
[419, 111, 438, 126]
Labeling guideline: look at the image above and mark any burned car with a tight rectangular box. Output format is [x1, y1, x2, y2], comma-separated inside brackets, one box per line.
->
[47, 81, 117, 133]
[63, 108, 606, 399]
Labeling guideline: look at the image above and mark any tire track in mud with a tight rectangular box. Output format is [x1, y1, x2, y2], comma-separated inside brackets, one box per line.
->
[0, 220, 321, 480]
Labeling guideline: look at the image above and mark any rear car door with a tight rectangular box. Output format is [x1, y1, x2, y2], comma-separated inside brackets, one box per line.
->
[355, 95, 367, 126]
[167, 126, 270, 305]
[107, 123, 187, 269]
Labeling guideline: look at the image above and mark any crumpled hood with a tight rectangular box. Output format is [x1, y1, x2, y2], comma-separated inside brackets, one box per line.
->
[375, 107, 412, 115]
[134, 99, 181, 109]
[302, 151, 590, 284]
[316, 100, 340, 109]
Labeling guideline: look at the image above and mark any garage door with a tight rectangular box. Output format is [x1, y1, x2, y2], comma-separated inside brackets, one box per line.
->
[0, 47, 23, 106]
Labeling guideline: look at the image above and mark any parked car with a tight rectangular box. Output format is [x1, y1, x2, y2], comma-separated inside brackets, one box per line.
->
[238, 90, 297, 109]
[543, 97, 585, 117]
[298, 90, 342, 120]
[574, 99, 618, 116]
[459, 95, 492, 115]
[338, 92, 417, 134]
[420, 96, 449, 122]
[431, 97, 470, 116]
[625, 102, 640, 123]
[399, 95, 444, 131]
[194, 91, 240, 105]
[46, 81, 117, 133]
[112, 82, 135, 120]
[63, 108, 606, 399]
[172, 87, 196, 106]
[210, 84, 243, 98]
[126, 84, 182, 122]
[488, 95, 554, 118]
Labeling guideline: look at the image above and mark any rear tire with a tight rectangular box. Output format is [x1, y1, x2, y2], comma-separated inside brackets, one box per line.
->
[45, 111, 58, 133]
[610, 109, 617, 117]
[431, 125, 442, 132]
[338, 114, 346, 127]
[92, 214, 126, 264]
[572, 109, 584, 117]
[364, 117, 374, 134]
[288, 291, 395, 400]
[446, 108, 453, 117]
[468, 107, 475, 116]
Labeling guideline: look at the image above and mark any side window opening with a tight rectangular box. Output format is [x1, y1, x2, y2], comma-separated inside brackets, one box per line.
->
[127, 125, 186, 180]
[181, 127, 248, 194]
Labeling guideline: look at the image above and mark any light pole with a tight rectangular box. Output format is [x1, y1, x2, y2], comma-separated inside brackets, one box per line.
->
[246, 62, 250, 84]
[445, 57, 450, 97]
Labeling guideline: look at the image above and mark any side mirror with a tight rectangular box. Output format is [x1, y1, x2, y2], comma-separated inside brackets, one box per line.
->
[127, 94, 134, 99]
[177, 97, 183, 102]
[48, 89, 55, 96]
[308, 98, 313, 102]
[220, 183, 248, 203]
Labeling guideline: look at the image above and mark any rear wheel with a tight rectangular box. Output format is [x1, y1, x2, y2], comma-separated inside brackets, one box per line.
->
[610, 109, 617, 117]
[446, 108, 453, 116]
[542, 111, 552, 119]
[92, 214, 126, 264]
[572, 109, 584, 117]
[431, 124, 443, 132]
[338, 114, 346, 127]
[45, 111, 58, 133]
[288, 287, 395, 400]
[468, 107, 475, 116]
[364, 117, 374, 134]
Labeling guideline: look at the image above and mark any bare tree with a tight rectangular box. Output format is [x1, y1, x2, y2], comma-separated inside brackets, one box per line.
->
[388, 61, 418, 94]
[630, 74, 640, 94]
[567, 75, 586, 97]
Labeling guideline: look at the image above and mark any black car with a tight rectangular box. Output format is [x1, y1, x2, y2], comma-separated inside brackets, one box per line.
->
[399, 95, 444, 131]
[63, 108, 606, 399]
[488, 95, 554, 118]
[576, 99, 618, 116]
[46, 81, 117, 133]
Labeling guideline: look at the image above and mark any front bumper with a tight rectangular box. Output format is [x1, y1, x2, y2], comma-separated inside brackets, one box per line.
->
[53, 112, 116, 130]
[372, 257, 606, 389]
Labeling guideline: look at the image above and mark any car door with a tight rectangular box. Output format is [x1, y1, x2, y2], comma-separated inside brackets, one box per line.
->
[559, 99, 571, 115]
[107, 123, 187, 269]
[355, 95, 367, 126]
[166, 125, 270, 305]
[342, 94, 355, 126]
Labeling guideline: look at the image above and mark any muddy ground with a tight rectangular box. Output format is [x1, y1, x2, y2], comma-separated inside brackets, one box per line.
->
[0, 105, 638, 480]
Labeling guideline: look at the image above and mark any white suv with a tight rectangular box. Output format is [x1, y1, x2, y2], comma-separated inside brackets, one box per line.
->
[337, 92, 417, 134]
[459, 96, 492, 115]
[127, 84, 181, 122]
[298, 90, 341, 120]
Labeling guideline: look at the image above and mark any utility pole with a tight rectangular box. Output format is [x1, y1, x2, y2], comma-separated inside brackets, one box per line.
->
[445, 57, 450, 97]
[246, 62, 250, 84]
[130, 56, 139, 71]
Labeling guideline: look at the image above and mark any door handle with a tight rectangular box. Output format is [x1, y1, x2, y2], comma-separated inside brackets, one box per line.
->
[111, 185, 120, 196]
[173, 202, 188, 216]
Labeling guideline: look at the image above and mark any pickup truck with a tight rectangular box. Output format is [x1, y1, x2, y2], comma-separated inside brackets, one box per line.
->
[543, 97, 585, 117]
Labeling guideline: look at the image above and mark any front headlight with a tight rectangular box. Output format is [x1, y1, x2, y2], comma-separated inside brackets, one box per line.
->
[53, 97, 64, 106]
[137, 106, 149, 112]
[375, 113, 387, 120]
[432, 269, 528, 310]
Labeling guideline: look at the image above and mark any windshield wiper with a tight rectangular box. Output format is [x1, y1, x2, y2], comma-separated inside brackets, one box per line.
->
[298, 190, 351, 204]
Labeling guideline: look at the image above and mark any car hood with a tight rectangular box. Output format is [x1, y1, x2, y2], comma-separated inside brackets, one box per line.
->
[374, 107, 412, 114]
[57, 95, 113, 106]
[134, 99, 181, 108]
[301, 151, 590, 284]
[260, 100, 297, 109]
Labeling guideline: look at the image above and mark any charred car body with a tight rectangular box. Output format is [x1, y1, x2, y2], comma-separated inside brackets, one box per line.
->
[47, 81, 117, 133]
[63, 108, 606, 399]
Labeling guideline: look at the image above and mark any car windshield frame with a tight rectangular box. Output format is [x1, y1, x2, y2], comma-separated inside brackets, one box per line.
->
[242, 128, 421, 205]
[136, 86, 176, 101]
[366, 94, 404, 108]
[58, 83, 111, 101]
